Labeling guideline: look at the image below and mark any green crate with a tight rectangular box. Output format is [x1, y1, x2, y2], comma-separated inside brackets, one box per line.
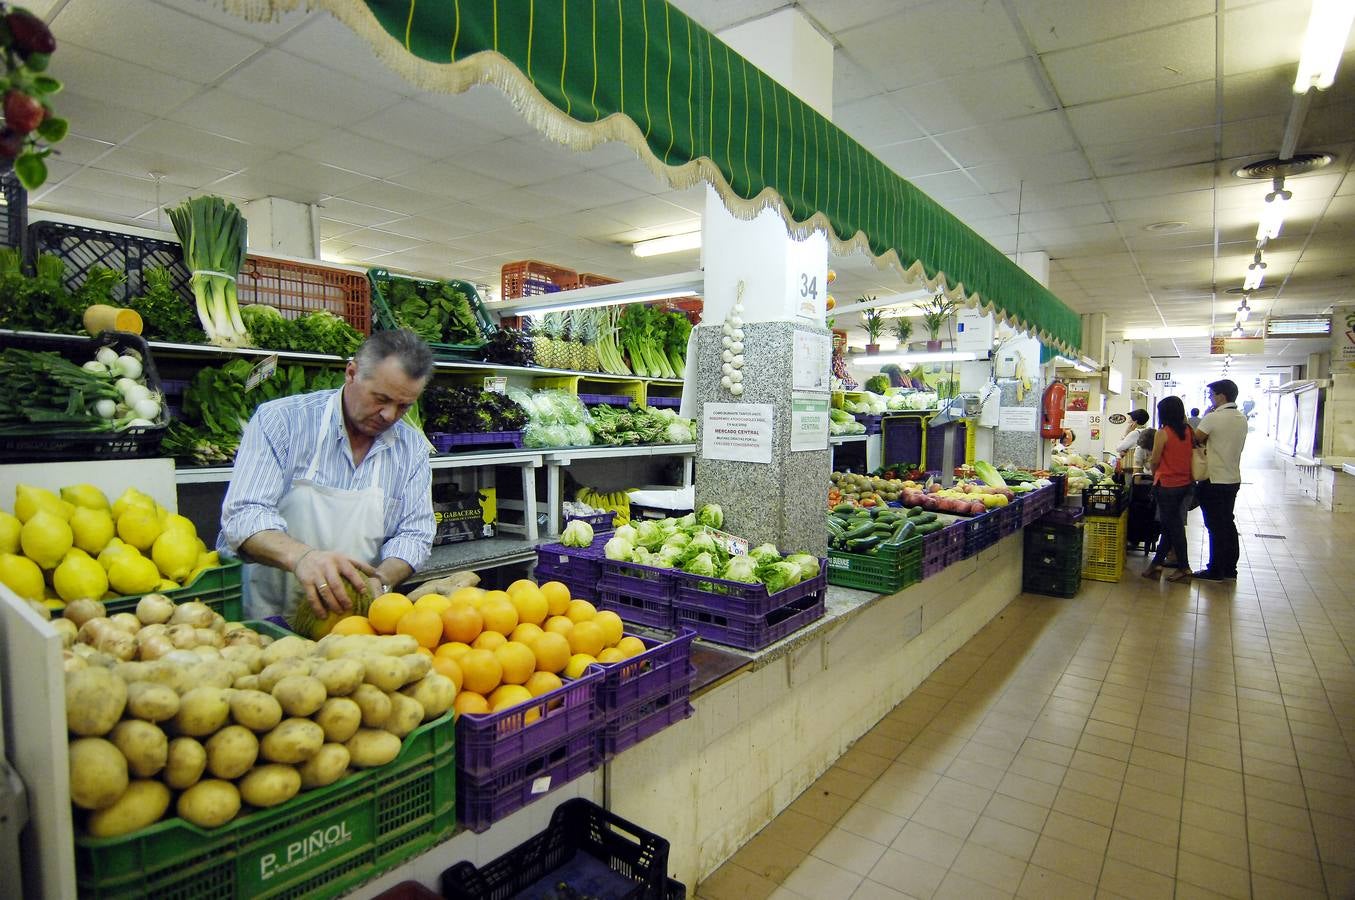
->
[73, 620, 457, 899]
[102, 561, 244, 622]
[368, 268, 492, 358]
[826, 535, 922, 593]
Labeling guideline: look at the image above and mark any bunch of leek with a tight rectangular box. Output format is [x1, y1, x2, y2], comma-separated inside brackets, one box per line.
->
[166, 196, 249, 348]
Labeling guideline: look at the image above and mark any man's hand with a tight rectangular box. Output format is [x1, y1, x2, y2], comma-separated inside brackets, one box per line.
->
[293, 549, 376, 618]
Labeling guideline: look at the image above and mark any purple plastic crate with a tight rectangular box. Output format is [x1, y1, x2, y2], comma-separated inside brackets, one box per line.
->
[596, 629, 696, 713]
[962, 512, 1001, 559]
[455, 667, 602, 777]
[429, 431, 524, 452]
[599, 559, 681, 602]
[853, 413, 883, 435]
[535, 537, 608, 584]
[601, 683, 694, 759]
[564, 510, 616, 532]
[531, 562, 597, 603]
[647, 396, 681, 408]
[921, 523, 965, 579]
[674, 590, 825, 651]
[598, 588, 674, 629]
[997, 497, 1023, 536]
[673, 565, 828, 619]
[577, 392, 635, 407]
[1021, 485, 1056, 525]
[456, 733, 599, 834]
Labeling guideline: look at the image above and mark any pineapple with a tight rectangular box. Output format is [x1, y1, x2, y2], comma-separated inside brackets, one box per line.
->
[560, 312, 581, 372]
[542, 312, 564, 369]
[530, 316, 551, 368]
[575, 309, 600, 372]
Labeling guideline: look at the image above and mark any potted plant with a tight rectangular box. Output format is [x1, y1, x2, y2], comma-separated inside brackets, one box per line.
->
[920, 294, 957, 351]
[862, 305, 884, 355]
[893, 316, 913, 351]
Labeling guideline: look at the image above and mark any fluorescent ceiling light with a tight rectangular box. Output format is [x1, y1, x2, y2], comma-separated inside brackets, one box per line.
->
[1122, 326, 1212, 340]
[1243, 267, 1265, 291]
[495, 270, 703, 316]
[631, 231, 701, 257]
[1265, 316, 1332, 336]
[1256, 191, 1290, 241]
[854, 351, 980, 364]
[1294, 0, 1355, 92]
[1054, 354, 1098, 373]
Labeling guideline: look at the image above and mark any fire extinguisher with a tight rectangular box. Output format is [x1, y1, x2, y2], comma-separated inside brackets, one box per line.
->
[1040, 379, 1067, 439]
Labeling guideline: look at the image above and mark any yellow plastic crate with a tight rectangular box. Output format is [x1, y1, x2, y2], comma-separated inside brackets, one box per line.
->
[532, 374, 645, 405]
[1083, 510, 1128, 582]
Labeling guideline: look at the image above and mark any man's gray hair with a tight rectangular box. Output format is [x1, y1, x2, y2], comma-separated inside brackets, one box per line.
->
[354, 329, 435, 381]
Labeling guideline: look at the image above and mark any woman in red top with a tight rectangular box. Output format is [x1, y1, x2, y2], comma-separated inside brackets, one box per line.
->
[1144, 396, 1194, 582]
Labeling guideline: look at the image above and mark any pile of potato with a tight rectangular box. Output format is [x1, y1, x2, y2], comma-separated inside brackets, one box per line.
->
[56, 595, 456, 838]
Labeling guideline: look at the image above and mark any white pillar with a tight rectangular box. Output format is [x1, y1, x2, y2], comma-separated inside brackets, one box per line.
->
[241, 197, 321, 258]
[718, 9, 833, 120]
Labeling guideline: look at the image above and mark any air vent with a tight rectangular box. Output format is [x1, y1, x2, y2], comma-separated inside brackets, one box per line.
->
[1233, 153, 1334, 179]
[1265, 316, 1331, 337]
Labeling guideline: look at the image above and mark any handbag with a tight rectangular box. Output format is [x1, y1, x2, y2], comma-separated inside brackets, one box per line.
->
[1191, 445, 1209, 481]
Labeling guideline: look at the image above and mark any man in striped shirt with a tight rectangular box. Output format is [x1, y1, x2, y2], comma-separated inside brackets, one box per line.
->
[219, 329, 436, 620]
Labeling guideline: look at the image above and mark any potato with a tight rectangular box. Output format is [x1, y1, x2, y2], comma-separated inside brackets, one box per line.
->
[169, 601, 213, 629]
[177, 779, 240, 828]
[362, 655, 407, 693]
[125, 681, 180, 723]
[221, 644, 263, 672]
[63, 597, 106, 628]
[194, 627, 224, 649]
[167, 624, 198, 650]
[68, 737, 129, 810]
[110, 720, 169, 778]
[299, 743, 351, 789]
[239, 764, 301, 808]
[65, 667, 127, 736]
[140, 660, 192, 694]
[234, 674, 261, 691]
[51, 617, 78, 649]
[345, 729, 401, 768]
[63, 651, 87, 673]
[114, 661, 151, 683]
[401, 653, 431, 686]
[257, 658, 310, 693]
[260, 635, 313, 667]
[135, 593, 175, 626]
[403, 673, 456, 720]
[383, 691, 423, 738]
[259, 718, 324, 764]
[86, 780, 172, 838]
[272, 674, 326, 717]
[205, 725, 259, 779]
[376, 635, 420, 656]
[220, 659, 251, 683]
[109, 612, 142, 635]
[191, 660, 236, 690]
[314, 658, 365, 697]
[162, 649, 203, 670]
[164, 737, 207, 790]
[224, 628, 263, 649]
[325, 635, 375, 659]
[138, 635, 176, 661]
[314, 697, 362, 743]
[229, 689, 282, 732]
[174, 687, 230, 737]
[351, 684, 391, 728]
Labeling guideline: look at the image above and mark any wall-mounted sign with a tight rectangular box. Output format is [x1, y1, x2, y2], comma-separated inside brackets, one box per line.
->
[701, 403, 773, 464]
[1210, 337, 1264, 355]
[1154, 372, 1171, 381]
[1108, 413, 1127, 425]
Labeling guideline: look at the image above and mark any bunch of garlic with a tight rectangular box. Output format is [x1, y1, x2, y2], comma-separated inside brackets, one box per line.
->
[720, 298, 746, 397]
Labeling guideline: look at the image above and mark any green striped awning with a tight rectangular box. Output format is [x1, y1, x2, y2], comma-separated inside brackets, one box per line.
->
[239, 0, 1082, 352]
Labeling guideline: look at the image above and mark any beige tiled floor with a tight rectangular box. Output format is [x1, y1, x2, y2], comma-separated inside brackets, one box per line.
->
[699, 448, 1355, 899]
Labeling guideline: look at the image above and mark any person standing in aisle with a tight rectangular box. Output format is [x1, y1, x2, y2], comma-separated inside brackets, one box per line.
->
[1187, 407, 1202, 430]
[1143, 396, 1194, 583]
[219, 329, 437, 620]
[1193, 379, 1248, 581]
[1113, 409, 1151, 472]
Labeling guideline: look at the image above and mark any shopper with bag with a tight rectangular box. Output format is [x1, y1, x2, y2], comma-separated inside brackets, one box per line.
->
[1143, 396, 1195, 583]
[1192, 379, 1248, 581]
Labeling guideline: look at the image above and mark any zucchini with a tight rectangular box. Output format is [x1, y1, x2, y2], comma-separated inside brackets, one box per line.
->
[842, 521, 877, 541]
[847, 535, 884, 552]
[914, 522, 942, 535]
[832, 503, 856, 514]
[825, 518, 847, 539]
[913, 512, 937, 524]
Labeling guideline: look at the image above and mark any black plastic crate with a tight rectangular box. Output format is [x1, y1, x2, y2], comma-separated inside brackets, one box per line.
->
[1082, 484, 1127, 518]
[28, 220, 190, 305]
[1023, 567, 1081, 599]
[443, 798, 670, 899]
[1, 172, 26, 252]
[961, 512, 1000, 559]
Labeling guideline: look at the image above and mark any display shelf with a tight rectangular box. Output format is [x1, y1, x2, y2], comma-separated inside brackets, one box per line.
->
[544, 444, 696, 463]
[830, 434, 868, 445]
[420, 536, 547, 575]
[172, 451, 547, 483]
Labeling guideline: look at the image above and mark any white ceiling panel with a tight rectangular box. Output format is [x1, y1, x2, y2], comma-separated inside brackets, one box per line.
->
[387, 162, 516, 202]
[995, 179, 1107, 213]
[1043, 17, 1216, 107]
[1066, 81, 1216, 148]
[1221, 117, 1286, 159]
[524, 173, 650, 212]
[219, 49, 404, 125]
[906, 170, 988, 202]
[352, 101, 503, 158]
[834, 96, 926, 148]
[338, 181, 457, 217]
[873, 139, 959, 179]
[126, 120, 274, 171]
[968, 150, 1095, 193]
[1018, 203, 1114, 231]
[85, 147, 234, 192]
[414, 86, 540, 140]
[277, 15, 423, 99]
[1014, 0, 1215, 53]
[798, 0, 932, 34]
[1221, 0, 1313, 77]
[936, 112, 1076, 167]
[56, 92, 155, 145]
[164, 89, 331, 152]
[453, 138, 590, 185]
[293, 131, 433, 180]
[1110, 189, 1216, 222]
[831, 55, 887, 107]
[55, 43, 205, 114]
[36, 185, 157, 221]
[894, 60, 1053, 134]
[1098, 163, 1218, 202]
[1085, 128, 1216, 178]
[149, 0, 312, 41]
[314, 198, 406, 228]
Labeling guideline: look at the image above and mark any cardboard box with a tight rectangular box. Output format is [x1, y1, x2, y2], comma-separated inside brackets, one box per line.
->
[432, 487, 496, 545]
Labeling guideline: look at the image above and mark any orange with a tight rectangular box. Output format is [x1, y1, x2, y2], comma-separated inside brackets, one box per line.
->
[458, 649, 502, 695]
[489, 685, 536, 721]
[510, 623, 544, 645]
[482, 589, 513, 606]
[449, 586, 486, 607]
[539, 581, 572, 617]
[368, 593, 413, 634]
[543, 615, 574, 637]
[473, 631, 507, 651]
[565, 599, 596, 623]
[440, 604, 483, 644]
[616, 636, 646, 658]
[509, 583, 548, 626]
[593, 610, 624, 648]
[330, 615, 376, 636]
[431, 655, 463, 692]
[416, 646, 434, 658]
[506, 579, 538, 596]
[396, 608, 443, 649]
[494, 641, 537, 685]
[567, 620, 606, 658]
[597, 647, 626, 664]
[436, 641, 472, 661]
[524, 671, 563, 697]
[530, 631, 571, 674]
[452, 691, 489, 718]
[564, 653, 596, 679]
[412, 593, 452, 615]
[479, 597, 519, 636]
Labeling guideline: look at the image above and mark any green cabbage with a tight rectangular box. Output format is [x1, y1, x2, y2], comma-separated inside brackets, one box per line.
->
[634, 520, 666, 551]
[722, 556, 760, 583]
[675, 513, 697, 530]
[560, 519, 594, 548]
[680, 551, 718, 576]
[658, 544, 685, 565]
[604, 536, 633, 561]
[759, 560, 803, 594]
[785, 553, 820, 582]
[749, 543, 781, 564]
[697, 503, 723, 529]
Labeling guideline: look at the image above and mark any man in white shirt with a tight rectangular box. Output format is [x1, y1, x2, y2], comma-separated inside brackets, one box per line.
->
[1193, 379, 1248, 581]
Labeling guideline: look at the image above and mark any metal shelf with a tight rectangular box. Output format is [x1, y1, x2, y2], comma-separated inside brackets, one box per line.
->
[830, 434, 868, 445]
[419, 536, 544, 576]
[543, 444, 696, 463]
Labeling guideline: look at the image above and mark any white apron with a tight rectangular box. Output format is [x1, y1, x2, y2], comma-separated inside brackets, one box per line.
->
[244, 390, 388, 620]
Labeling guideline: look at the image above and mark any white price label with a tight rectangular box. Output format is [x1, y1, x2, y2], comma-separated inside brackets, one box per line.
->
[530, 776, 552, 795]
[244, 354, 279, 392]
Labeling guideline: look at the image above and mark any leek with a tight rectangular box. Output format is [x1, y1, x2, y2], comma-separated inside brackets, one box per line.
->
[166, 196, 249, 348]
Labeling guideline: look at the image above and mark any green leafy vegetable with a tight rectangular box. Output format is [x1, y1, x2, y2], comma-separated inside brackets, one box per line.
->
[166, 196, 249, 348]
[385, 277, 483, 345]
[127, 266, 202, 344]
[561, 520, 594, 548]
[697, 503, 724, 529]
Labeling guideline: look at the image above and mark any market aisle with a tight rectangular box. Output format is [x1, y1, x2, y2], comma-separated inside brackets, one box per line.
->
[698, 447, 1355, 900]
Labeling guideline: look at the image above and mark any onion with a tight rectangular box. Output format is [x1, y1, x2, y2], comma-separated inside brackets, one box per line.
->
[94, 399, 117, 419]
[82, 360, 106, 374]
[95, 347, 119, 367]
[133, 397, 162, 421]
[731, 384, 744, 396]
[115, 355, 143, 379]
[125, 418, 156, 428]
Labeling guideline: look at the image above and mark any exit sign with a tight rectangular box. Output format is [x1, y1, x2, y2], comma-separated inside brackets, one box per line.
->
[1155, 372, 1171, 381]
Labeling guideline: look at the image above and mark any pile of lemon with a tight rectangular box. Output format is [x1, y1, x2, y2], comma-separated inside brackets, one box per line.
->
[319, 579, 645, 720]
[0, 484, 218, 606]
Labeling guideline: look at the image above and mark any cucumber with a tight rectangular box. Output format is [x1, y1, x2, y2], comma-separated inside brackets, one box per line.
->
[846, 535, 884, 552]
[842, 521, 877, 541]
[825, 518, 847, 538]
[832, 503, 856, 514]
[913, 512, 937, 525]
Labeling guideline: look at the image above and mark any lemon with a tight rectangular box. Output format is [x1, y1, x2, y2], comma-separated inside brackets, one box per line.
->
[53, 551, 109, 602]
[151, 530, 197, 582]
[70, 507, 115, 555]
[0, 553, 44, 600]
[0, 511, 20, 554]
[15, 484, 74, 523]
[107, 553, 161, 596]
[98, 539, 134, 571]
[60, 484, 110, 511]
[20, 509, 74, 569]
[156, 579, 180, 591]
[163, 514, 197, 539]
[111, 487, 155, 521]
[117, 507, 162, 552]
[197, 550, 220, 568]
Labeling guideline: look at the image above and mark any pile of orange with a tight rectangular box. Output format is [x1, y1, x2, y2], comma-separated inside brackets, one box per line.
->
[324, 579, 646, 721]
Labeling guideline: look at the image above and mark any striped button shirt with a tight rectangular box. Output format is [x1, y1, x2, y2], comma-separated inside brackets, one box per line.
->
[218, 388, 433, 571]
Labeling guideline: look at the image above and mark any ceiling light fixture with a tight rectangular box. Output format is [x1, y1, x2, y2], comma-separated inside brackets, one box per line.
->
[1232, 323, 1245, 338]
[1235, 299, 1251, 323]
[1243, 251, 1267, 291]
[1123, 326, 1212, 340]
[856, 350, 981, 365]
[495, 270, 703, 315]
[1265, 315, 1332, 337]
[631, 231, 702, 257]
[1294, 0, 1355, 92]
[1255, 177, 1293, 241]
